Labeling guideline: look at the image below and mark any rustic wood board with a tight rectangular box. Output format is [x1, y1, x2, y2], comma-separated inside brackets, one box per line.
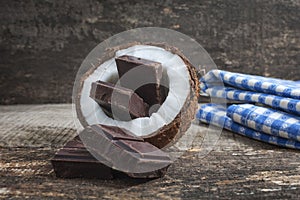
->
[0, 104, 299, 199]
[0, 0, 299, 104]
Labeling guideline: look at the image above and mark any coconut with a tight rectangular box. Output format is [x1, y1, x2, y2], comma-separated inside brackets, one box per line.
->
[74, 42, 199, 148]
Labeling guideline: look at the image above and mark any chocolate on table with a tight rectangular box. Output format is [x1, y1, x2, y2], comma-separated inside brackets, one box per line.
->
[51, 124, 172, 179]
[51, 136, 114, 179]
[90, 80, 149, 121]
[115, 55, 164, 107]
[81, 124, 172, 177]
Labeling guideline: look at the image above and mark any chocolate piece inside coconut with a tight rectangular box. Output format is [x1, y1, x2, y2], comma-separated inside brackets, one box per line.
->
[115, 55, 164, 108]
[76, 44, 199, 148]
[90, 80, 149, 121]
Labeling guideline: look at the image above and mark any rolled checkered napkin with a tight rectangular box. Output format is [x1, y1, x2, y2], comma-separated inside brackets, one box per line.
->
[197, 103, 300, 150]
[200, 70, 300, 100]
[205, 86, 300, 115]
[227, 104, 300, 142]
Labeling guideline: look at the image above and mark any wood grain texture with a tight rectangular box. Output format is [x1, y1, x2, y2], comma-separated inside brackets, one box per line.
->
[0, 104, 300, 199]
[1, 133, 300, 199]
[0, 0, 299, 104]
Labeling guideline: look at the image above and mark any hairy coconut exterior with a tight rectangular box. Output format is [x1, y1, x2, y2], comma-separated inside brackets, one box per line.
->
[75, 42, 199, 149]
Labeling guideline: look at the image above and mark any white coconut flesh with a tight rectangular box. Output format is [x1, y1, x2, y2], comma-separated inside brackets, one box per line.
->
[79, 45, 190, 137]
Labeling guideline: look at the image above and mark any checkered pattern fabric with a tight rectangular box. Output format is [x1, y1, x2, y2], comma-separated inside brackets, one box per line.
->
[205, 86, 300, 115]
[197, 104, 300, 150]
[198, 70, 300, 149]
[200, 70, 300, 100]
[227, 104, 300, 142]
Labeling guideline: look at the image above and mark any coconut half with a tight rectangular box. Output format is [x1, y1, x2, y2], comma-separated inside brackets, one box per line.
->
[75, 43, 199, 148]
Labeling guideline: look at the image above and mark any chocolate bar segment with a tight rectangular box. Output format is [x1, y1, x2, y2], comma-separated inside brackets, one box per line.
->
[80, 124, 172, 178]
[92, 123, 143, 141]
[51, 136, 114, 179]
[115, 55, 163, 107]
[90, 80, 149, 121]
[51, 125, 172, 179]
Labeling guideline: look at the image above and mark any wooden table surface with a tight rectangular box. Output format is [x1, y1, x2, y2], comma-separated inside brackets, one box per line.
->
[1, 104, 299, 199]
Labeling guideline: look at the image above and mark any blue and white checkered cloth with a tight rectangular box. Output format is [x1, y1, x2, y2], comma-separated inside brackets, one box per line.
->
[200, 70, 300, 100]
[227, 104, 300, 142]
[197, 104, 300, 150]
[200, 70, 300, 115]
[198, 70, 300, 149]
[205, 86, 300, 115]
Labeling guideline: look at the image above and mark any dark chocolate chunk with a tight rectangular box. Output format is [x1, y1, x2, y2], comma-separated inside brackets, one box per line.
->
[51, 136, 114, 179]
[92, 123, 143, 142]
[81, 124, 172, 177]
[90, 80, 149, 121]
[51, 125, 172, 179]
[115, 55, 163, 107]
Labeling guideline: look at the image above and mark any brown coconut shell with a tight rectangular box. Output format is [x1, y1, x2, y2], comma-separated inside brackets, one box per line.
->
[75, 42, 199, 149]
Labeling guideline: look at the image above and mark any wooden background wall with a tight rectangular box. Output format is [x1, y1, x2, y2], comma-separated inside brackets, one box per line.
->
[0, 0, 299, 104]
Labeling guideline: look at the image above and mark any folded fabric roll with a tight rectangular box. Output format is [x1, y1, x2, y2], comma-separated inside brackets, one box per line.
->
[200, 70, 300, 100]
[197, 103, 300, 150]
[199, 70, 300, 149]
[227, 104, 300, 142]
[205, 86, 300, 115]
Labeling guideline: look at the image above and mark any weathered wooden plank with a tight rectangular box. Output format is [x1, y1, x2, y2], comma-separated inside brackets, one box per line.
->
[0, 104, 76, 147]
[1, 131, 300, 199]
[0, 104, 300, 199]
[0, 0, 299, 104]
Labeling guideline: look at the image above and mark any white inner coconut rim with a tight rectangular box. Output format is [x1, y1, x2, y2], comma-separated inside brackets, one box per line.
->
[80, 45, 190, 136]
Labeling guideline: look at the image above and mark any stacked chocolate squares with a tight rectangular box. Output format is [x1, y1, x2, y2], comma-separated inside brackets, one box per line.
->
[51, 55, 172, 179]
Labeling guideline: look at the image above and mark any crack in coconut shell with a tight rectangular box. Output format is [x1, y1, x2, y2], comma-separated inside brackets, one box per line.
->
[75, 42, 199, 149]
